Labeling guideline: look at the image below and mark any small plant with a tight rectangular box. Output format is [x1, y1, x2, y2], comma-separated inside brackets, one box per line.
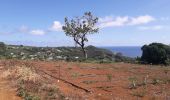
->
[25, 94, 40, 100]
[48, 86, 58, 96]
[106, 74, 112, 82]
[71, 73, 80, 78]
[142, 75, 149, 86]
[17, 86, 26, 97]
[128, 76, 137, 89]
[152, 78, 160, 85]
[17, 86, 40, 100]
[41, 83, 62, 99]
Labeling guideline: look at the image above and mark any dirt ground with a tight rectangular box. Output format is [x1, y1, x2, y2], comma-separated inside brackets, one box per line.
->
[0, 66, 21, 100]
[0, 60, 170, 100]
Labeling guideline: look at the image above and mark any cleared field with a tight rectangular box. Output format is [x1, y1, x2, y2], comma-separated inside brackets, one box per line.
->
[1, 60, 170, 100]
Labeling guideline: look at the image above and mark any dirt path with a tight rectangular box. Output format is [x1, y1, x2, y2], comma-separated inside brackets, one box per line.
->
[0, 68, 21, 100]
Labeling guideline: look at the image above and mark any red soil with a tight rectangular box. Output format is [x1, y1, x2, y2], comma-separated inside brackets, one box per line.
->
[0, 67, 21, 100]
[1, 60, 170, 100]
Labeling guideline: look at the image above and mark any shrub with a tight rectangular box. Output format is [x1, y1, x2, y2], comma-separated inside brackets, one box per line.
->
[0, 42, 6, 56]
[141, 43, 170, 65]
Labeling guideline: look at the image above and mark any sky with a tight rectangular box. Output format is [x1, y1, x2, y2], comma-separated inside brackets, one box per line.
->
[0, 0, 170, 47]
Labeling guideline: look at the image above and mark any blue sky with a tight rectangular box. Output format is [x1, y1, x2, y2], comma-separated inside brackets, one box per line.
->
[0, 0, 170, 46]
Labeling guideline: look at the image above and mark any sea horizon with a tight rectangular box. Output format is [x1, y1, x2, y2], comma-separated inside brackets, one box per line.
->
[100, 46, 142, 58]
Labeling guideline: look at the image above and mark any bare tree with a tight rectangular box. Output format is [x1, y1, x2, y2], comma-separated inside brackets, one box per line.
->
[62, 12, 99, 59]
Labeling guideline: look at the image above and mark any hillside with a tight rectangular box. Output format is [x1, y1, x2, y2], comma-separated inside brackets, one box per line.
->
[0, 42, 134, 62]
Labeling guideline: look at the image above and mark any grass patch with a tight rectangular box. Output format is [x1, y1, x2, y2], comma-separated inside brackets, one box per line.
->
[17, 86, 40, 100]
[71, 72, 80, 78]
[128, 76, 138, 89]
[2, 63, 65, 100]
[82, 80, 98, 84]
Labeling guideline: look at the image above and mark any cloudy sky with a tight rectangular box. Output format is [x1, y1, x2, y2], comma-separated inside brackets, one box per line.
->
[0, 0, 170, 46]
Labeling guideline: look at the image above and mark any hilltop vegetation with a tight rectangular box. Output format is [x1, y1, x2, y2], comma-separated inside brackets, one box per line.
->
[0, 42, 134, 63]
[2, 42, 170, 65]
[141, 43, 170, 65]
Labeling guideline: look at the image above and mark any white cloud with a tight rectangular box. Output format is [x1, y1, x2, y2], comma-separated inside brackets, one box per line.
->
[99, 16, 114, 23]
[50, 21, 63, 32]
[128, 15, 155, 25]
[99, 16, 129, 28]
[138, 25, 163, 31]
[99, 15, 155, 28]
[30, 30, 46, 35]
[18, 25, 46, 35]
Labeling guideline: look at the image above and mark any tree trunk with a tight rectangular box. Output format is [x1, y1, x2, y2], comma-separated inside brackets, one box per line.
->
[81, 46, 87, 59]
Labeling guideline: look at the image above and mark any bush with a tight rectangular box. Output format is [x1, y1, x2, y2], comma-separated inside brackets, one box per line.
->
[141, 43, 170, 64]
[0, 42, 6, 56]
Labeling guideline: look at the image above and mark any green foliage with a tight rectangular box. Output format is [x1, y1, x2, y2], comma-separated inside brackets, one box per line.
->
[17, 86, 40, 100]
[0, 42, 135, 63]
[141, 43, 170, 64]
[62, 12, 99, 38]
[0, 43, 115, 61]
[62, 12, 99, 58]
[71, 73, 80, 78]
[0, 42, 6, 56]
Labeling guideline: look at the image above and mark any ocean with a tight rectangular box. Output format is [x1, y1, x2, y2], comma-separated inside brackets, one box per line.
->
[101, 46, 142, 58]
